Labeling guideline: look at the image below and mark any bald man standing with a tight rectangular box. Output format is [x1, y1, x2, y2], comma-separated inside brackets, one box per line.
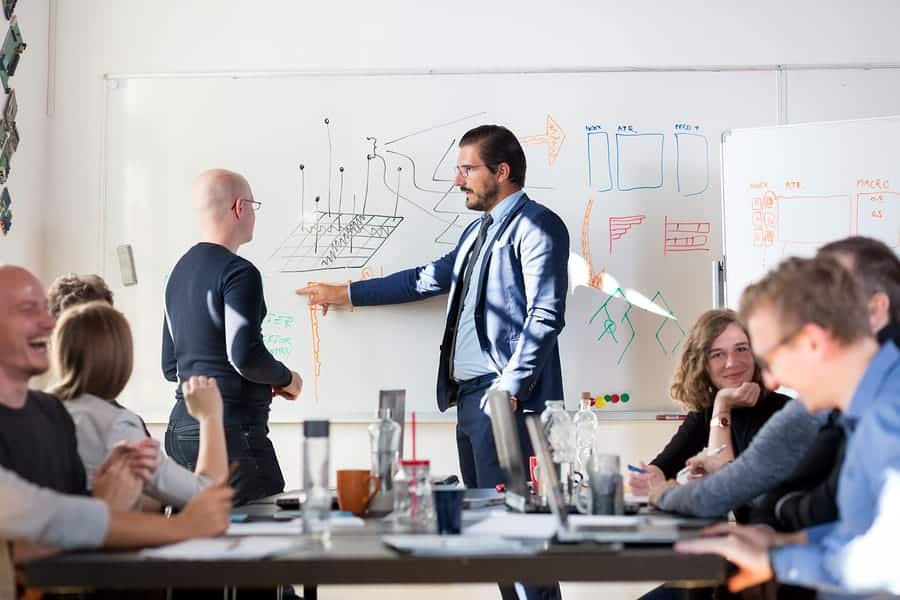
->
[163, 169, 302, 505]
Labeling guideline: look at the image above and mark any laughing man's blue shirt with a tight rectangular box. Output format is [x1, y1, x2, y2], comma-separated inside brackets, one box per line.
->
[772, 341, 900, 591]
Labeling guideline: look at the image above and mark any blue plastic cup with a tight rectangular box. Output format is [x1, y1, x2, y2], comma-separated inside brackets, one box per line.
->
[433, 485, 465, 535]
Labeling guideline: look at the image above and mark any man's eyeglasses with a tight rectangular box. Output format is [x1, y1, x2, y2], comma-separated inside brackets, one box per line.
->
[236, 198, 262, 212]
[453, 164, 495, 179]
[754, 325, 805, 372]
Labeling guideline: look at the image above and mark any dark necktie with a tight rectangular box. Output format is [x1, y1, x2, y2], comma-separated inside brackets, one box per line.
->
[448, 213, 493, 380]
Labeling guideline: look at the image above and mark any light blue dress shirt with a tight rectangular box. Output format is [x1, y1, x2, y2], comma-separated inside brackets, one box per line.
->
[772, 341, 900, 593]
[452, 190, 524, 381]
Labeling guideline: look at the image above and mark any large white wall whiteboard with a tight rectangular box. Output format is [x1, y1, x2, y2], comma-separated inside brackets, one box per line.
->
[101, 71, 776, 422]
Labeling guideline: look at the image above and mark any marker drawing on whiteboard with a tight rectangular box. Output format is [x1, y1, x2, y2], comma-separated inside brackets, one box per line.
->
[308, 298, 322, 404]
[298, 164, 305, 224]
[325, 117, 333, 216]
[337, 166, 345, 229]
[394, 166, 401, 217]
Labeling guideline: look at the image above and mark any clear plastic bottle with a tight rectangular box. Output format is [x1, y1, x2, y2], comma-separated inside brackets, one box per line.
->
[540, 400, 576, 503]
[573, 393, 598, 477]
[302, 420, 331, 542]
[392, 459, 435, 532]
[367, 407, 402, 515]
[540, 400, 575, 464]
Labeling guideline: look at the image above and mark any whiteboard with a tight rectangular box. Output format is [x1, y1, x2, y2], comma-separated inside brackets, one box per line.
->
[100, 71, 776, 423]
[722, 115, 900, 309]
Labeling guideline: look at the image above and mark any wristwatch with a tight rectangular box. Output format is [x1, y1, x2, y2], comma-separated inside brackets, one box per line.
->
[710, 415, 730, 428]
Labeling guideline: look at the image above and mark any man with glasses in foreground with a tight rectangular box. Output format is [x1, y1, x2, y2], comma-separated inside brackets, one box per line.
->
[676, 255, 900, 596]
[163, 169, 302, 505]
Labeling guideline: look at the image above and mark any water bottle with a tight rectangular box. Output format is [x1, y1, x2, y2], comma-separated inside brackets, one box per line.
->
[540, 400, 575, 503]
[367, 407, 402, 515]
[573, 392, 598, 477]
[302, 420, 331, 542]
[392, 459, 435, 532]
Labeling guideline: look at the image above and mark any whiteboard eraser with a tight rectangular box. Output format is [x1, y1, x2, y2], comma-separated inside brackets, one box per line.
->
[116, 244, 137, 286]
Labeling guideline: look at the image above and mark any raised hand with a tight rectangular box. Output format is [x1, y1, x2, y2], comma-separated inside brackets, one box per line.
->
[183, 375, 224, 422]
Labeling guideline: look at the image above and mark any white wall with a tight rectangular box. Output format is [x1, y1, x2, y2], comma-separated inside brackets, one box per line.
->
[45, 2, 900, 598]
[0, 0, 49, 274]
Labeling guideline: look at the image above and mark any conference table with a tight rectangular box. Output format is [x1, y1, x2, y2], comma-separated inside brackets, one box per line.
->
[24, 498, 728, 595]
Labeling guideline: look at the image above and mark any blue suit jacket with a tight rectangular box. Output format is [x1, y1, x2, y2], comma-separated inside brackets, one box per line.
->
[350, 193, 569, 412]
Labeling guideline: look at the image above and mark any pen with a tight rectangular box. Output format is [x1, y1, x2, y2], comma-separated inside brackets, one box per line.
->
[705, 444, 728, 457]
[627, 464, 648, 474]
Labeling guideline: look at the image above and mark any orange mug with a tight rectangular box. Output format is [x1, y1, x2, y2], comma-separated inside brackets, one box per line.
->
[336, 469, 379, 516]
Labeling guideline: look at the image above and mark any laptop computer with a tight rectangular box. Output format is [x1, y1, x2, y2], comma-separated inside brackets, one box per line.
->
[524, 415, 703, 544]
[486, 389, 548, 513]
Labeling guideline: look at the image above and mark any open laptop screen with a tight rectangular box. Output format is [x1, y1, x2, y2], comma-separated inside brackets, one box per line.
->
[486, 389, 530, 507]
[525, 415, 570, 531]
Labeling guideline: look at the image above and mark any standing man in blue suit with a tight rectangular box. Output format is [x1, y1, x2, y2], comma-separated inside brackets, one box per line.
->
[298, 124, 569, 490]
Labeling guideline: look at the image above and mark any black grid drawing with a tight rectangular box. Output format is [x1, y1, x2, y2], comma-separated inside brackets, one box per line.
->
[269, 211, 404, 273]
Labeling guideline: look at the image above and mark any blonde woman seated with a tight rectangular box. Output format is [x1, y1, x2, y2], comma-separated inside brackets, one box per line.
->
[48, 301, 227, 510]
[628, 309, 790, 502]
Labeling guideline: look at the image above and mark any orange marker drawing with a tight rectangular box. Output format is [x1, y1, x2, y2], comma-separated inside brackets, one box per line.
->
[307, 280, 323, 403]
[581, 196, 605, 290]
[520, 114, 566, 165]
[308, 305, 321, 403]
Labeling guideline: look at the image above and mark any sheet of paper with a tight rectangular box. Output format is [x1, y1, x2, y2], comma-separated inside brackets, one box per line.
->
[227, 520, 303, 536]
[568, 515, 644, 527]
[382, 534, 532, 556]
[140, 536, 300, 560]
[463, 513, 558, 539]
[226, 514, 364, 536]
[625, 493, 649, 505]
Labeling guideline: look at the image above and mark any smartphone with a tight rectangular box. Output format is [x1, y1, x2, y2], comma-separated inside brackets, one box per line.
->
[275, 495, 301, 510]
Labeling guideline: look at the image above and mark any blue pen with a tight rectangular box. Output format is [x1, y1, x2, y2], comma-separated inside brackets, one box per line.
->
[627, 464, 648, 474]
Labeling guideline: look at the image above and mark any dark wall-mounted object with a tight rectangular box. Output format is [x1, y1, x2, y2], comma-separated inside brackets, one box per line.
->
[0, 15, 25, 93]
[3, 1, 16, 21]
[0, 187, 11, 235]
[0, 88, 17, 184]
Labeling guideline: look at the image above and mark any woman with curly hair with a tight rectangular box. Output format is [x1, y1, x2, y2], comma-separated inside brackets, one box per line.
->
[628, 308, 790, 496]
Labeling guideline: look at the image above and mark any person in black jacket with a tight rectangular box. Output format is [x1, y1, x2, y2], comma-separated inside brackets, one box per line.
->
[162, 169, 303, 506]
[754, 236, 900, 530]
[629, 309, 789, 497]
